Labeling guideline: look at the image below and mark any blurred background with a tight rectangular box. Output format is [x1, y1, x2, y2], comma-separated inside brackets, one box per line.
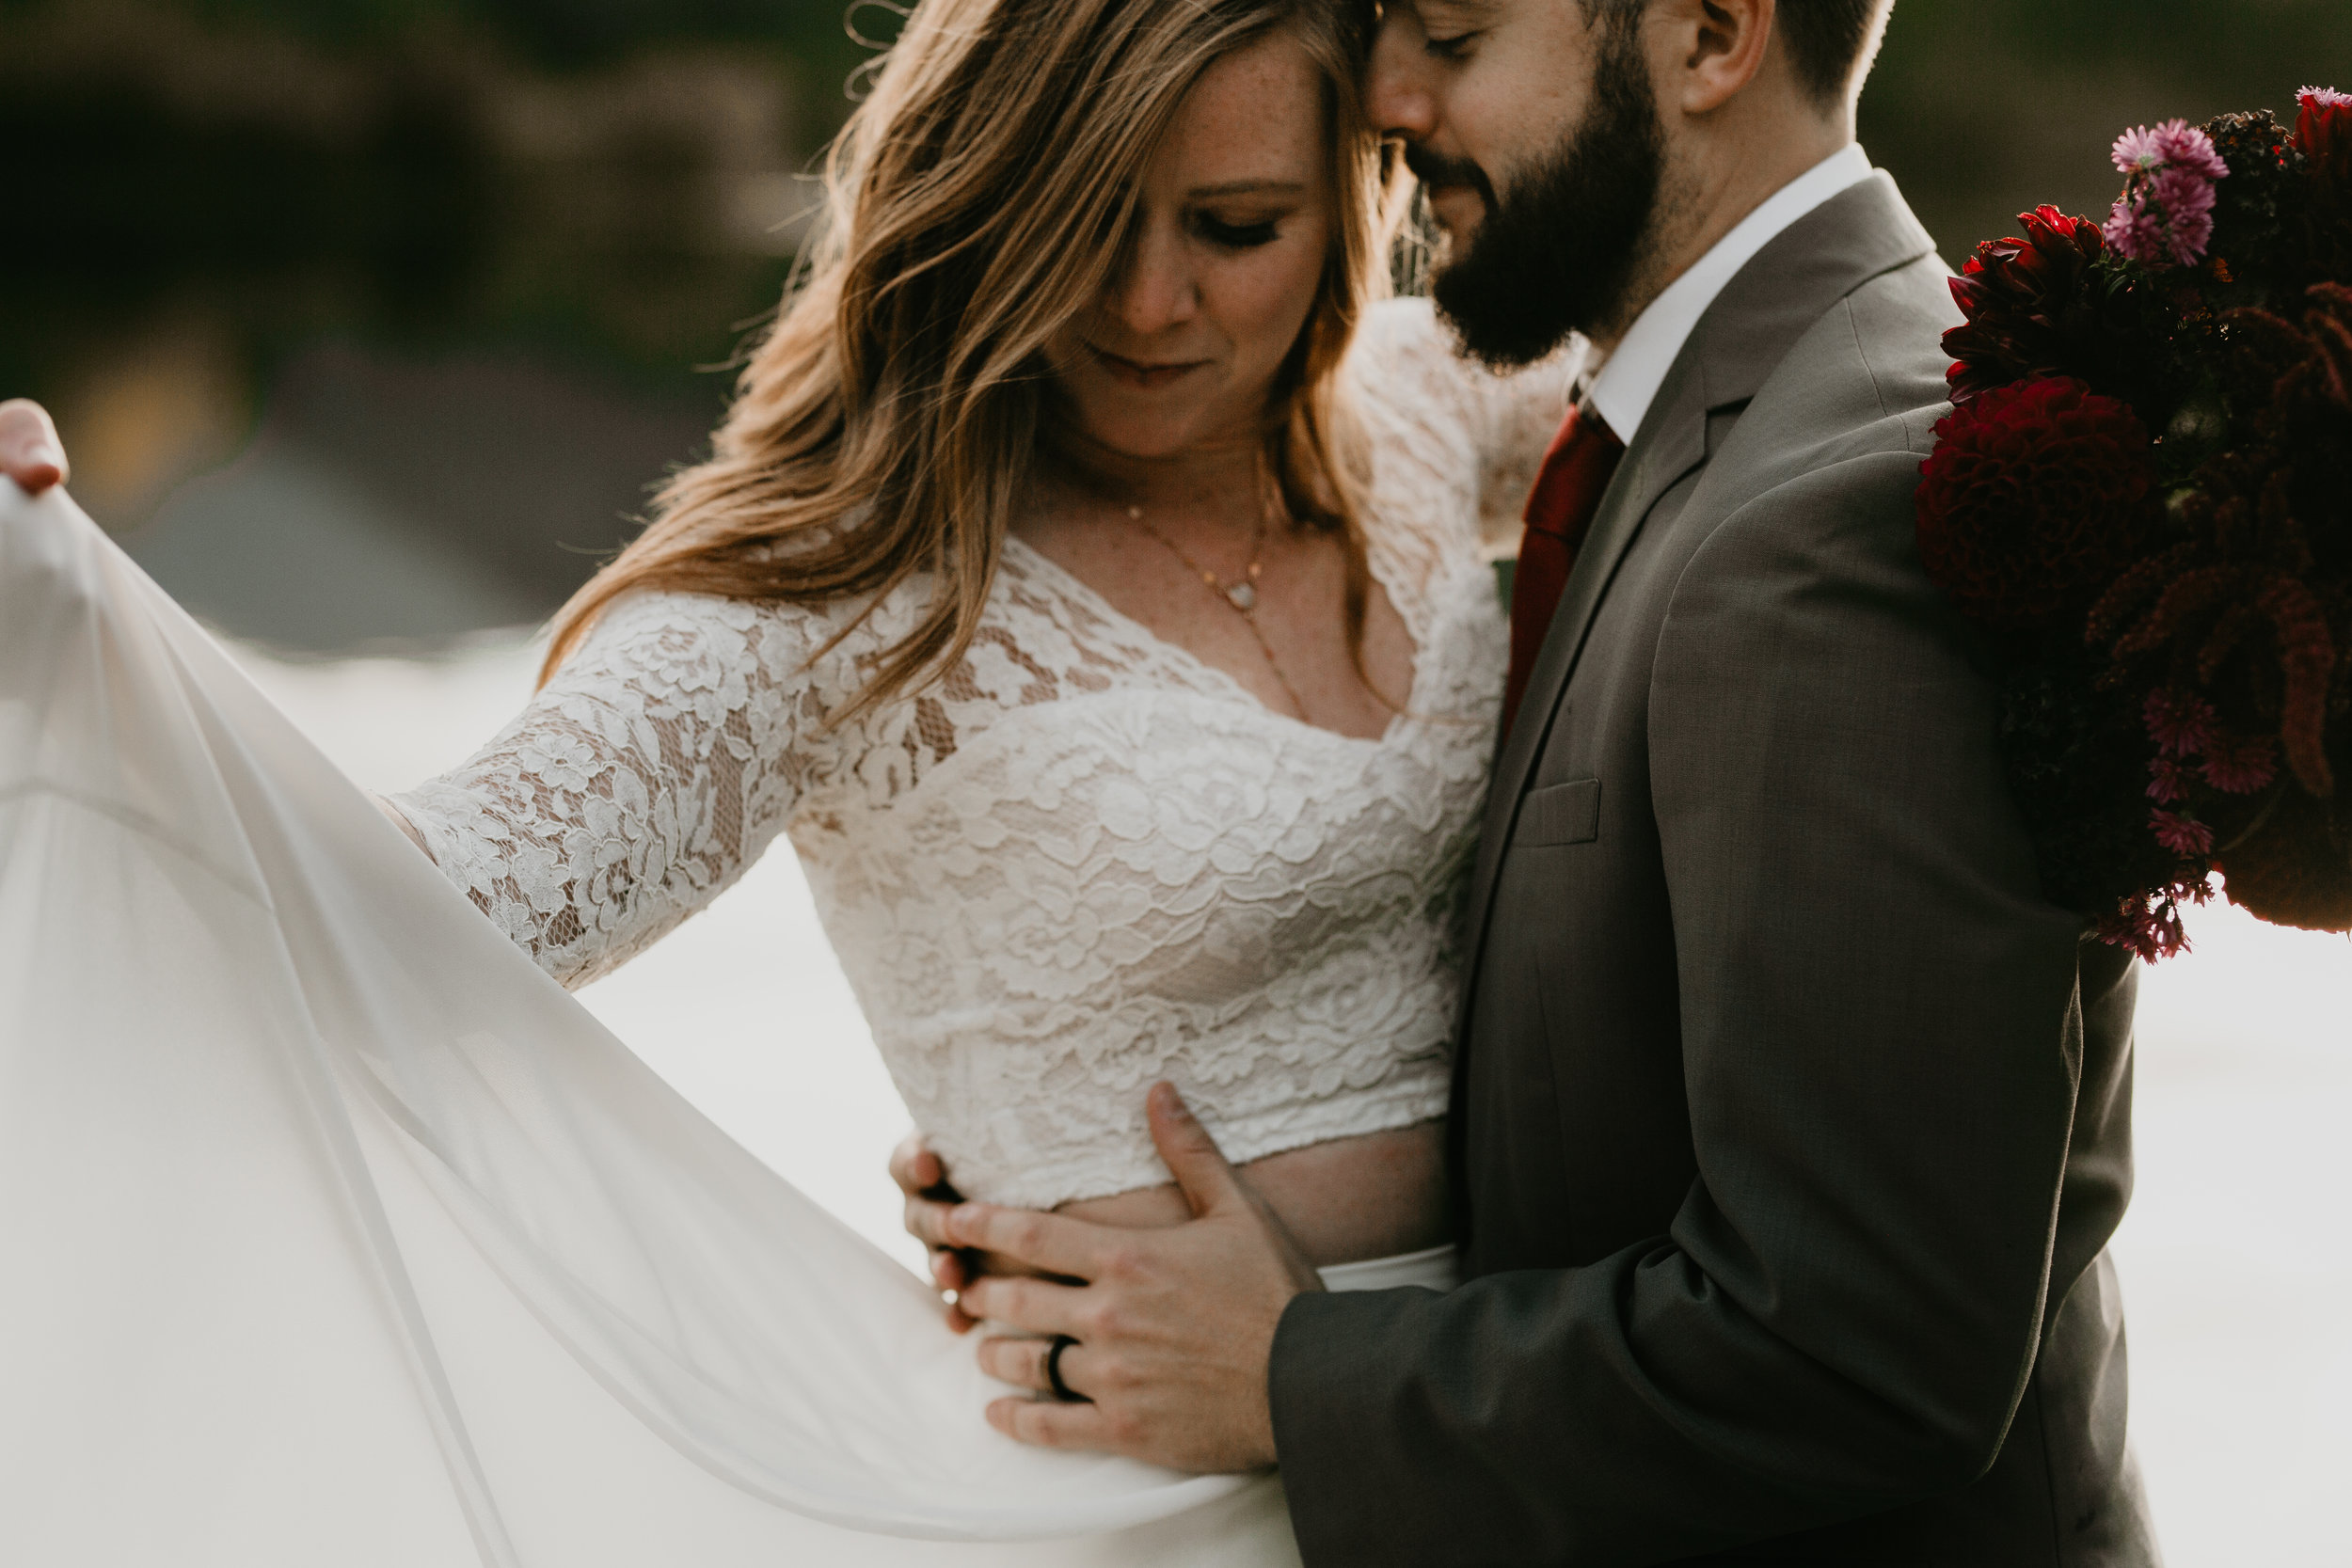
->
[7, 0, 2352, 638]
[9, 0, 2352, 1560]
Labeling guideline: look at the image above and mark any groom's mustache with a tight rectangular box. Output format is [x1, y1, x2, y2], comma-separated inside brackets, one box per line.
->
[1402, 142, 1498, 210]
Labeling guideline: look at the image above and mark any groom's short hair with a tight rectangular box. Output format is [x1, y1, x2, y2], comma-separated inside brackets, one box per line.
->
[1581, 0, 1891, 109]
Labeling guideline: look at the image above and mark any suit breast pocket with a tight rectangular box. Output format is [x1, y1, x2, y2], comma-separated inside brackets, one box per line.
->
[1514, 777, 1602, 847]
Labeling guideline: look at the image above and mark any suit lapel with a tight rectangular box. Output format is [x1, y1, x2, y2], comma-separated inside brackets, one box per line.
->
[1468, 355, 1709, 921]
[1450, 173, 1942, 1040]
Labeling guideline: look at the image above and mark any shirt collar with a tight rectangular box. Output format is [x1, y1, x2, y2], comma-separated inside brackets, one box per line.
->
[1585, 143, 1875, 442]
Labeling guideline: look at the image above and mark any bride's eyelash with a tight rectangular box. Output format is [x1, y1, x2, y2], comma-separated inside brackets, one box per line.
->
[1195, 214, 1281, 249]
[1423, 31, 1479, 61]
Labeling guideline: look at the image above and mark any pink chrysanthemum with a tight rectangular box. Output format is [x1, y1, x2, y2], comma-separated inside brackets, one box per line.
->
[2152, 809, 2216, 857]
[2112, 119, 2232, 182]
[2146, 755, 2194, 802]
[2145, 688, 2218, 758]
[2104, 119, 2231, 267]
[2200, 732, 2280, 794]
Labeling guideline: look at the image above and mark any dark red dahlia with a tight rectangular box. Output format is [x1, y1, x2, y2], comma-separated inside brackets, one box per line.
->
[1943, 207, 2110, 404]
[2296, 88, 2352, 281]
[1916, 377, 2159, 630]
[2296, 87, 2352, 182]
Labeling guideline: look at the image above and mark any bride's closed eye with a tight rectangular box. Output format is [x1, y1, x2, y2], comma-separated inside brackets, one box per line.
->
[1422, 31, 1480, 62]
[1191, 213, 1284, 249]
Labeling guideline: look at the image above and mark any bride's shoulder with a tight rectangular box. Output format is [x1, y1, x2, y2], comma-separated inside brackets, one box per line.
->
[1345, 296, 1584, 450]
[1343, 296, 1467, 423]
[553, 573, 927, 734]
[1343, 298, 1587, 572]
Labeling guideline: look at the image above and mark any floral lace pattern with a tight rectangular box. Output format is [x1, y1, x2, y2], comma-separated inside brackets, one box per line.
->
[397, 299, 1577, 1208]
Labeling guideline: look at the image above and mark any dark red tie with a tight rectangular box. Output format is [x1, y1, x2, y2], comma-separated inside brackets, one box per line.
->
[1502, 403, 1625, 737]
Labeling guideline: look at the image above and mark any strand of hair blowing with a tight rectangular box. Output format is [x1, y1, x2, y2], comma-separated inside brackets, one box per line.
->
[538, 0, 1399, 726]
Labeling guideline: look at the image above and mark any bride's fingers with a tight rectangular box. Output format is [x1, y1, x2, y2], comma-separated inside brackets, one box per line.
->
[905, 1191, 956, 1249]
[889, 1132, 946, 1198]
[930, 1247, 968, 1291]
[0, 400, 68, 496]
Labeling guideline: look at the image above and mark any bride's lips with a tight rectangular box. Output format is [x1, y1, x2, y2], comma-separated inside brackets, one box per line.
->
[1088, 345, 1209, 390]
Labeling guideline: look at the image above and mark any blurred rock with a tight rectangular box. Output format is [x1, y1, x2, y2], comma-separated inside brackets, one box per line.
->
[125, 340, 716, 652]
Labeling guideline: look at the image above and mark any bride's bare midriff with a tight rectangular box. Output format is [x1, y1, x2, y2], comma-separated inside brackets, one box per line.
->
[1054, 1119, 1450, 1267]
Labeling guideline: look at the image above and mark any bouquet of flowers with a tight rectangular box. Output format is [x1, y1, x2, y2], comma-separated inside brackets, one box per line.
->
[1916, 87, 2352, 959]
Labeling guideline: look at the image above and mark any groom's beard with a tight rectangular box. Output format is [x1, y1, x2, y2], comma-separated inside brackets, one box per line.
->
[1416, 19, 1666, 370]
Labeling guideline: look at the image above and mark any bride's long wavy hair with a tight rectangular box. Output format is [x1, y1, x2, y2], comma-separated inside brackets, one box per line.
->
[538, 0, 1404, 719]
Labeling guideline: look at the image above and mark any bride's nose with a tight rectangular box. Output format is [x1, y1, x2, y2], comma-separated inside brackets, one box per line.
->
[1104, 216, 1200, 339]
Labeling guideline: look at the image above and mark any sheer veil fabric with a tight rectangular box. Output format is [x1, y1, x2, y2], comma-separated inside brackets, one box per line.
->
[0, 483, 1303, 1564]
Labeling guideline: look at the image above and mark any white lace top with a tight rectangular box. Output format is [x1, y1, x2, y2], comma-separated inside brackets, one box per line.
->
[395, 299, 1575, 1209]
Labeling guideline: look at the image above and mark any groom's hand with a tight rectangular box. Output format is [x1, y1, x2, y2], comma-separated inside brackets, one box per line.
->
[946, 1083, 1323, 1475]
[0, 400, 69, 497]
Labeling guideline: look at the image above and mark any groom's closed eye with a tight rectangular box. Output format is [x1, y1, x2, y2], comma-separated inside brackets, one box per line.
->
[1421, 29, 1482, 62]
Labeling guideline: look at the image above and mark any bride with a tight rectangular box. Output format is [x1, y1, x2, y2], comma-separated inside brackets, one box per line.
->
[0, 0, 1569, 1560]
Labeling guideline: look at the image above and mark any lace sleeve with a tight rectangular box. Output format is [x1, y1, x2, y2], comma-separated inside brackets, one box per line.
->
[391, 590, 853, 989]
[1352, 295, 1587, 559]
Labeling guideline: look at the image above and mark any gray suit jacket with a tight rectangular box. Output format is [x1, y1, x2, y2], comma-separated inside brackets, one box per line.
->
[1268, 176, 2159, 1566]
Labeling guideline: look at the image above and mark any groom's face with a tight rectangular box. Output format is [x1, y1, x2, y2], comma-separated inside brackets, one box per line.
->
[1368, 0, 1667, 368]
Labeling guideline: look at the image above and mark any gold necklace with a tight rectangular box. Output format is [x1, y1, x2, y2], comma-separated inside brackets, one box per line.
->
[1120, 499, 1308, 721]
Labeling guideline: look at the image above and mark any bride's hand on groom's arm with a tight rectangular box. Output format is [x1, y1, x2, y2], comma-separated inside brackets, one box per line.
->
[944, 1083, 1323, 1475]
[0, 401, 69, 497]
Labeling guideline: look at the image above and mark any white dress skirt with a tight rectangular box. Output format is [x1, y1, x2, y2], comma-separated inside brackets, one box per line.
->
[0, 484, 1464, 1564]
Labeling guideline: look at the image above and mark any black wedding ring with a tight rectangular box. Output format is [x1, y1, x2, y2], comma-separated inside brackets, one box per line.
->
[1044, 1334, 1089, 1402]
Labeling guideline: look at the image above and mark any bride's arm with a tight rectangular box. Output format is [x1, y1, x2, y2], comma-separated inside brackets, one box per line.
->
[374, 794, 433, 855]
[390, 590, 852, 988]
[2, 402, 831, 984]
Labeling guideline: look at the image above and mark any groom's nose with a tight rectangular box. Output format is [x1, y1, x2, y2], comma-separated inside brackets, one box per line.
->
[1364, 7, 1441, 144]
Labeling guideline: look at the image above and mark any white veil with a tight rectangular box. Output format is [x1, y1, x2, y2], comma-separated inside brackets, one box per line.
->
[0, 484, 1291, 1565]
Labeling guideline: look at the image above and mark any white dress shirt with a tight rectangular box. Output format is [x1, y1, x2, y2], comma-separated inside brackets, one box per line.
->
[1585, 143, 1876, 442]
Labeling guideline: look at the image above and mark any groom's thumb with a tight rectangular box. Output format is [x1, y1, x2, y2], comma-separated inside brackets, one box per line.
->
[1147, 1082, 1242, 1217]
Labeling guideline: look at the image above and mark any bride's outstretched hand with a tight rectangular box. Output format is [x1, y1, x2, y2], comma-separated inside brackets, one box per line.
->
[0, 401, 68, 497]
[945, 1083, 1324, 1475]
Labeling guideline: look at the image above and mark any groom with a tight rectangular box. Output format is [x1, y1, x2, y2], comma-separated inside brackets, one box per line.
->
[905, 0, 2158, 1561]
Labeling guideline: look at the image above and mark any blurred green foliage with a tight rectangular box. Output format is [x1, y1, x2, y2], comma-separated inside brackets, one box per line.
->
[6, 0, 2352, 495]
[0, 0, 872, 78]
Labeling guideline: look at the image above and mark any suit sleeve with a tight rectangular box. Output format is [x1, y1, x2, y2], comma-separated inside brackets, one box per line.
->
[1267, 449, 2094, 1563]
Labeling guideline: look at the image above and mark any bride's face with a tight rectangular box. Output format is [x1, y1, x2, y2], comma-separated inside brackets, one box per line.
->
[1044, 33, 1334, 460]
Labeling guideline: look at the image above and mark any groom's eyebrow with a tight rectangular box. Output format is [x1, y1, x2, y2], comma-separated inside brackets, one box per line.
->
[1186, 181, 1308, 198]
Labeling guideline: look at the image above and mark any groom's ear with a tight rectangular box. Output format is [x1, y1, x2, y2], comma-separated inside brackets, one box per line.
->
[1663, 0, 1780, 118]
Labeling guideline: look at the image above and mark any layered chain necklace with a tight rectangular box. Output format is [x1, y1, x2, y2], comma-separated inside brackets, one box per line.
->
[1118, 490, 1309, 721]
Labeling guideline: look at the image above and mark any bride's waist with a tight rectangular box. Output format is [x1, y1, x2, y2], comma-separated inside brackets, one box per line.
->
[1055, 1120, 1450, 1269]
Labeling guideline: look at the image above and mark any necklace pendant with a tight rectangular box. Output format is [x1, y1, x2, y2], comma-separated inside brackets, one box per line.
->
[1225, 581, 1258, 611]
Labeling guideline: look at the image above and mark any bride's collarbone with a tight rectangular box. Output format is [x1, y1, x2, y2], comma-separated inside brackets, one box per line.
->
[1009, 513, 1414, 738]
